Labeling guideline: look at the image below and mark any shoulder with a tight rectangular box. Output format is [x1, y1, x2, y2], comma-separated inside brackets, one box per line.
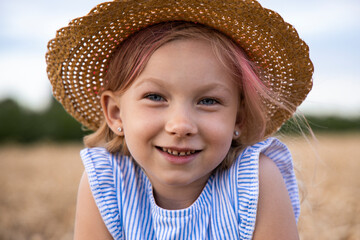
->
[74, 171, 113, 240]
[234, 138, 300, 239]
[252, 154, 299, 240]
[79, 147, 132, 239]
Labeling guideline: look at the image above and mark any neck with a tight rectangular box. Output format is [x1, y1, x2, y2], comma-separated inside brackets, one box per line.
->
[151, 175, 210, 210]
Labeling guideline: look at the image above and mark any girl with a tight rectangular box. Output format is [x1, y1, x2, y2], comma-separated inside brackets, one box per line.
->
[46, 0, 313, 239]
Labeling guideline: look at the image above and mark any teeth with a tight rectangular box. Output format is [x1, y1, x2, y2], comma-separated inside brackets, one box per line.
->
[161, 148, 196, 156]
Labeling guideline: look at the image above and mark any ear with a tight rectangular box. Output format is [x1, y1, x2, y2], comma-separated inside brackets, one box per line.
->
[100, 90, 124, 136]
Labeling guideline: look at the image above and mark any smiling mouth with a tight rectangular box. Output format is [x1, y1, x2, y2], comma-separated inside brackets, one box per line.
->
[157, 147, 200, 156]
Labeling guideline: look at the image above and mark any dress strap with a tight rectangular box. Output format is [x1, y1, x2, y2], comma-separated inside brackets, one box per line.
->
[235, 138, 300, 239]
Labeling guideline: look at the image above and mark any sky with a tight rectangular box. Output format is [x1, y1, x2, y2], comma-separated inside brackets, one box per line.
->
[0, 0, 359, 116]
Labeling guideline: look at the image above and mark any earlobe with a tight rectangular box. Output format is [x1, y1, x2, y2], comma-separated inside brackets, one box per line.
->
[233, 123, 241, 139]
[234, 106, 245, 140]
[101, 91, 124, 135]
[233, 129, 241, 139]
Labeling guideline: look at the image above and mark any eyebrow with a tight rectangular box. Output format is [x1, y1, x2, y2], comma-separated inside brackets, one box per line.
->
[198, 82, 234, 95]
[132, 77, 164, 88]
[133, 77, 235, 95]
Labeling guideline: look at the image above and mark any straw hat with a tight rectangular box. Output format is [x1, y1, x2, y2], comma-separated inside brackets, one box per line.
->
[46, 0, 313, 135]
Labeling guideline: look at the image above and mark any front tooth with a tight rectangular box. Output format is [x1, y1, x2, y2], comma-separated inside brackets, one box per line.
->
[162, 148, 196, 156]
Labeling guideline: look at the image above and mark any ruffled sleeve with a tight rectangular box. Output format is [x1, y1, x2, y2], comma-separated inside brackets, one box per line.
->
[80, 147, 124, 239]
[235, 138, 300, 239]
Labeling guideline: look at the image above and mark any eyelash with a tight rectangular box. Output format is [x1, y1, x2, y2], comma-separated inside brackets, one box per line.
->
[198, 98, 220, 106]
[144, 94, 221, 106]
[144, 93, 165, 102]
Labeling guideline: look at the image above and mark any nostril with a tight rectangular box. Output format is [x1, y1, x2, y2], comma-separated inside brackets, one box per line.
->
[165, 120, 197, 137]
[166, 124, 197, 137]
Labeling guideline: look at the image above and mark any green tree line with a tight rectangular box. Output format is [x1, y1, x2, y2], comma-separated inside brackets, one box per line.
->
[0, 98, 87, 143]
[0, 98, 359, 143]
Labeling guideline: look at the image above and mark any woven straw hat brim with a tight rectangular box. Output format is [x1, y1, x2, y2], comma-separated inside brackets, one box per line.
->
[46, 0, 313, 135]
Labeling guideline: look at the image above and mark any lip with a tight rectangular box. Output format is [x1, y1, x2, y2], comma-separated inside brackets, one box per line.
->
[156, 146, 201, 165]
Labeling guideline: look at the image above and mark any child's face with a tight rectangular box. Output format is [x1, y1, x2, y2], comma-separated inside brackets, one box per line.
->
[116, 39, 240, 195]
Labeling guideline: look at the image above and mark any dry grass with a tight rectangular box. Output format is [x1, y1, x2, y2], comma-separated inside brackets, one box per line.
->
[283, 133, 360, 240]
[0, 133, 359, 239]
[0, 143, 83, 240]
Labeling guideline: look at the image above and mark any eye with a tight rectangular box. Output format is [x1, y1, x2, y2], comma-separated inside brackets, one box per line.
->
[198, 98, 219, 105]
[145, 93, 165, 102]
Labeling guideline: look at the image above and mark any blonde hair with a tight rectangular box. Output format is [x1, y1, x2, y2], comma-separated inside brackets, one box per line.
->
[84, 21, 295, 169]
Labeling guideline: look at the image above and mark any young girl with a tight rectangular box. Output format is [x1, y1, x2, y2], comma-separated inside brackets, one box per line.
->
[46, 0, 313, 239]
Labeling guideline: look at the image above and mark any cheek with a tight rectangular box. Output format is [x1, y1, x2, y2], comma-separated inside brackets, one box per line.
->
[212, 129, 234, 152]
[201, 115, 235, 149]
[121, 108, 163, 151]
[122, 102, 162, 132]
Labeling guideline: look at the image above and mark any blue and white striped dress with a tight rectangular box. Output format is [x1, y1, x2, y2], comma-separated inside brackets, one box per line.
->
[81, 137, 300, 239]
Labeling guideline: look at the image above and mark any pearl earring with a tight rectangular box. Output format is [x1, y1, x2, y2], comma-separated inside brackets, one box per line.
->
[117, 127, 122, 132]
[234, 130, 239, 136]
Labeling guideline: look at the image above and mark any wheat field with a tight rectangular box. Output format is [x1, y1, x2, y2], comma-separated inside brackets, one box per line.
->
[0, 133, 359, 240]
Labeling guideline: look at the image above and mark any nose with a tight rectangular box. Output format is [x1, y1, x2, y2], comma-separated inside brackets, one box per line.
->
[165, 106, 198, 137]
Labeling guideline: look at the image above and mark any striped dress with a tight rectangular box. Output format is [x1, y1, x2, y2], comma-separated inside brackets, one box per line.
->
[81, 137, 300, 239]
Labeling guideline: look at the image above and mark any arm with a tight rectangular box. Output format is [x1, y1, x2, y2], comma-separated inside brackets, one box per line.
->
[74, 171, 113, 240]
[252, 154, 300, 240]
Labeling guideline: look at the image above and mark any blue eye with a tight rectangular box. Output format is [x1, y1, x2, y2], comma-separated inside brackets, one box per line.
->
[145, 94, 164, 102]
[199, 98, 219, 105]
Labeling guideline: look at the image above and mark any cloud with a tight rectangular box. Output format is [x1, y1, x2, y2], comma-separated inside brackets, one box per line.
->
[0, 52, 52, 111]
[259, 0, 360, 38]
[300, 72, 360, 116]
[0, 0, 105, 51]
[296, 3, 360, 36]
